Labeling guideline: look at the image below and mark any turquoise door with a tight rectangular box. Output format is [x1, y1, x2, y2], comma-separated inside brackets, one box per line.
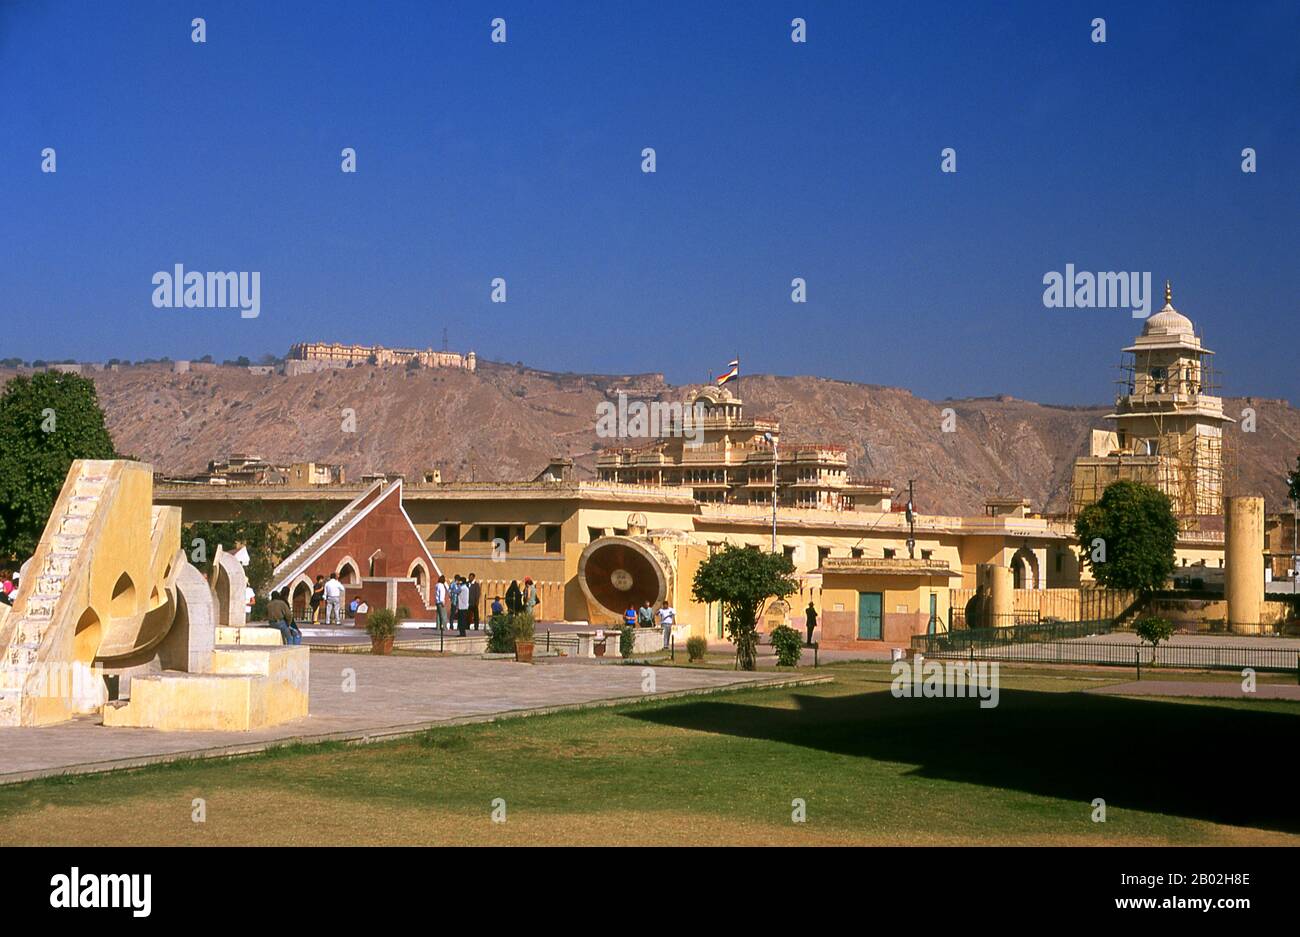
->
[928, 593, 938, 635]
[857, 592, 882, 640]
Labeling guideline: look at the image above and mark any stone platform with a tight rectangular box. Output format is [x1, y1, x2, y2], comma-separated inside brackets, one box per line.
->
[0, 655, 829, 784]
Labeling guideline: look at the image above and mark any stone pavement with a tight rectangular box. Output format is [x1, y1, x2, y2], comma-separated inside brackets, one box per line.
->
[0, 655, 829, 784]
[1087, 680, 1300, 701]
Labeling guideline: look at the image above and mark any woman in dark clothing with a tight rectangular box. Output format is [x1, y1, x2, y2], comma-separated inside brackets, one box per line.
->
[505, 580, 523, 615]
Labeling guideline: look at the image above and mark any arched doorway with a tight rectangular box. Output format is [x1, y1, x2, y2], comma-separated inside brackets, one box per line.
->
[1010, 547, 1040, 590]
[291, 579, 313, 620]
[408, 559, 429, 602]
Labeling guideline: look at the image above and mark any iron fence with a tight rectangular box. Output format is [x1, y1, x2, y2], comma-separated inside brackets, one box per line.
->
[915, 635, 1300, 675]
[915, 618, 1114, 655]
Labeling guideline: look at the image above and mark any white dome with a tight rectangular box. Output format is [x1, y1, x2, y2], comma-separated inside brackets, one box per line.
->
[1142, 282, 1194, 337]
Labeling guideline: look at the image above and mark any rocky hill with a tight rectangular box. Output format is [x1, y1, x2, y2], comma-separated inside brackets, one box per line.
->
[9, 362, 1298, 515]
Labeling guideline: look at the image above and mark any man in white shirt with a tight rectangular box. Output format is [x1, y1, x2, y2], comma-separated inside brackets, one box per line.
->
[456, 575, 471, 635]
[323, 573, 345, 625]
[434, 576, 448, 631]
[657, 602, 676, 649]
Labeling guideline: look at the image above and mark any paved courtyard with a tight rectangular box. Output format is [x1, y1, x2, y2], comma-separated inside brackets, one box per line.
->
[0, 655, 827, 784]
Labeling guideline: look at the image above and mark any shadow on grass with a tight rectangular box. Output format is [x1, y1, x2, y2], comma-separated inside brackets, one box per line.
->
[626, 687, 1300, 834]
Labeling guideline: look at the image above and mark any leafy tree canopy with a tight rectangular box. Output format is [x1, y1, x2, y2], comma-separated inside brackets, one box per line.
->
[1075, 480, 1177, 592]
[0, 372, 115, 560]
[692, 545, 796, 670]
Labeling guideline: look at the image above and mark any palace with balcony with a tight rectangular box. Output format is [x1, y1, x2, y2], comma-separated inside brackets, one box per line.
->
[595, 386, 893, 511]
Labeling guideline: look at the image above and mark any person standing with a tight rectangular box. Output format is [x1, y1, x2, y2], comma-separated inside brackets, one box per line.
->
[310, 575, 325, 623]
[434, 575, 449, 631]
[657, 601, 676, 650]
[323, 572, 344, 625]
[467, 573, 482, 630]
[637, 600, 654, 628]
[624, 606, 637, 629]
[505, 579, 522, 615]
[523, 577, 539, 617]
[804, 601, 818, 647]
[456, 574, 471, 635]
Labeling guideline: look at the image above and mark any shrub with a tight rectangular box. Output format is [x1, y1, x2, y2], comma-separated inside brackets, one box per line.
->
[686, 636, 708, 662]
[1133, 615, 1175, 664]
[486, 613, 514, 653]
[396, 605, 412, 621]
[511, 611, 535, 645]
[619, 624, 635, 658]
[365, 607, 398, 639]
[770, 625, 803, 667]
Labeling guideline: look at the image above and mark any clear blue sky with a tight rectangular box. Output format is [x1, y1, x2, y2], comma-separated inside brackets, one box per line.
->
[2, 0, 1297, 404]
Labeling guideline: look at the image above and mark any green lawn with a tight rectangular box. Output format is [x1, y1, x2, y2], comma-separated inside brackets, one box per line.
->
[1, 661, 1296, 845]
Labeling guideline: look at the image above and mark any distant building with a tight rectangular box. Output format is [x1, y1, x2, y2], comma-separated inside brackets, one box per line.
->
[287, 461, 346, 486]
[287, 341, 476, 373]
[596, 386, 892, 511]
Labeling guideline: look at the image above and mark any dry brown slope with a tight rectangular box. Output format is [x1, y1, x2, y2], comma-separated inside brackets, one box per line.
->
[9, 364, 1294, 516]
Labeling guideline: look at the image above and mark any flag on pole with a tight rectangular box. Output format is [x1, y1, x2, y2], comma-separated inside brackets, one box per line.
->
[717, 358, 739, 386]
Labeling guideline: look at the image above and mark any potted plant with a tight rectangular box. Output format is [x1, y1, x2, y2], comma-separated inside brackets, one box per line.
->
[512, 611, 536, 663]
[365, 607, 398, 655]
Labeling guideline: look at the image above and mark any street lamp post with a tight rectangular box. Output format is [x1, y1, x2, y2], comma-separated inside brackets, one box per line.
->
[764, 432, 778, 553]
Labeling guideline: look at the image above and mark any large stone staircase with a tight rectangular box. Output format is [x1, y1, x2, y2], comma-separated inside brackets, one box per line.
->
[0, 465, 110, 726]
[271, 479, 390, 584]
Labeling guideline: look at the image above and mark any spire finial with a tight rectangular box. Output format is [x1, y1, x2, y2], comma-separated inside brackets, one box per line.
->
[1164, 280, 1172, 305]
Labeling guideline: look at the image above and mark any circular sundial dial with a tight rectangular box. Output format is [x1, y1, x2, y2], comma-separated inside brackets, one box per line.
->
[610, 569, 634, 591]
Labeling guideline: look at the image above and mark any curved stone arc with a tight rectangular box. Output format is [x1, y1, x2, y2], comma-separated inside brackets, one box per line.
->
[576, 535, 673, 621]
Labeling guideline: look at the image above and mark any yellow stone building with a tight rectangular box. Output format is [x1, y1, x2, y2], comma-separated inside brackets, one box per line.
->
[287, 341, 476, 371]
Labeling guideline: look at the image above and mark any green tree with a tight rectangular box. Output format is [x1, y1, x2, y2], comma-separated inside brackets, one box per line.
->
[1075, 481, 1177, 593]
[1133, 615, 1176, 665]
[1286, 453, 1300, 504]
[0, 372, 116, 560]
[282, 505, 328, 555]
[692, 545, 796, 671]
[182, 502, 284, 599]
